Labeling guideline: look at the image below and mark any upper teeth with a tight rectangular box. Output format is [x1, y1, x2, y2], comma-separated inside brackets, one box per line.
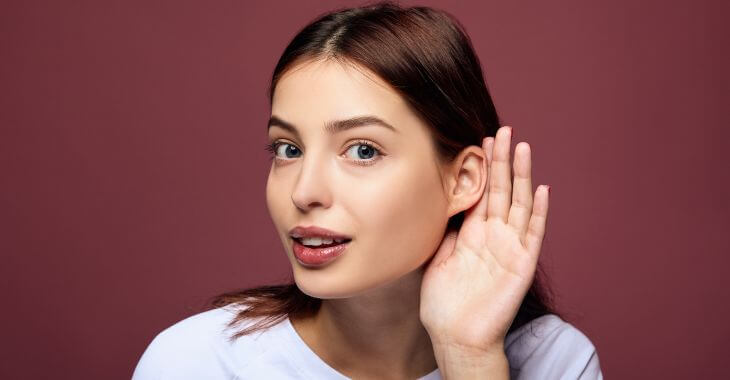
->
[299, 237, 346, 246]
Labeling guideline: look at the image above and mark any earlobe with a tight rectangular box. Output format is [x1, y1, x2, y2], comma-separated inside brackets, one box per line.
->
[446, 146, 487, 218]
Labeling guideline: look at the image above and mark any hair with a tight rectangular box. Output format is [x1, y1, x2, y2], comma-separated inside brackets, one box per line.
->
[210, 0, 561, 340]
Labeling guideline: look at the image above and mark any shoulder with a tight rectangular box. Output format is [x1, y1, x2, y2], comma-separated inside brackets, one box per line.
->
[132, 304, 267, 380]
[505, 314, 603, 379]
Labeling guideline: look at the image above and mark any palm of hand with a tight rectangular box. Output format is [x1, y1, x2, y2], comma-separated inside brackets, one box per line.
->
[420, 126, 551, 351]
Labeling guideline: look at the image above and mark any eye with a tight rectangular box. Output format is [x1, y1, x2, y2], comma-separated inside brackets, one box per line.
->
[264, 141, 301, 160]
[264, 139, 384, 166]
[344, 140, 383, 165]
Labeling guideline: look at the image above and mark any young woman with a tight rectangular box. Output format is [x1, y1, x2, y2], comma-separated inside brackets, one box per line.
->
[133, 2, 602, 379]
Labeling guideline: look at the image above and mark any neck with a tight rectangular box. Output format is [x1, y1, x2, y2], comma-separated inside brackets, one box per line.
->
[290, 266, 438, 379]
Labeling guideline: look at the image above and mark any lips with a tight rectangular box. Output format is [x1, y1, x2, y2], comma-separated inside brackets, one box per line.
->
[289, 225, 352, 240]
[293, 237, 349, 246]
[288, 225, 352, 267]
[292, 238, 350, 267]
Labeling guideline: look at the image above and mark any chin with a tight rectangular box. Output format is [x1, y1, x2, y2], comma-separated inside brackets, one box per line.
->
[291, 263, 412, 300]
[294, 280, 350, 300]
[291, 268, 356, 299]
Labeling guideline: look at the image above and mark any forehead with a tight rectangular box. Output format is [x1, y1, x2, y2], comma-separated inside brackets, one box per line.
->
[270, 59, 414, 132]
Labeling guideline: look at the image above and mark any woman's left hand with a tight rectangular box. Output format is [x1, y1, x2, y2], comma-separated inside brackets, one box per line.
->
[419, 125, 551, 353]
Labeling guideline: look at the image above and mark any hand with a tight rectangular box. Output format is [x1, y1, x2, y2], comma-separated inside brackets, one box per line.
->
[420, 126, 551, 352]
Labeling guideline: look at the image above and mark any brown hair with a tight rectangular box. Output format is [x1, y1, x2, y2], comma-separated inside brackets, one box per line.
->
[211, 0, 560, 339]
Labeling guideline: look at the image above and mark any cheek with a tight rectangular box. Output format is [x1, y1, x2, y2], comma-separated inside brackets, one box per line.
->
[265, 171, 288, 236]
[265, 172, 277, 220]
[344, 161, 449, 269]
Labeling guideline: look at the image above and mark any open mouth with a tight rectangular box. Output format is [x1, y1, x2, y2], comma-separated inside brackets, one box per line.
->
[291, 238, 352, 266]
[293, 237, 352, 248]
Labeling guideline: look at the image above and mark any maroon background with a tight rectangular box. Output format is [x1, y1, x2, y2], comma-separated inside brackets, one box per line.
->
[2, 0, 728, 378]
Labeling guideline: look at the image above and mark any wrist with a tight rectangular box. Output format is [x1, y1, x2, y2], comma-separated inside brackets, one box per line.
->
[431, 342, 509, 380]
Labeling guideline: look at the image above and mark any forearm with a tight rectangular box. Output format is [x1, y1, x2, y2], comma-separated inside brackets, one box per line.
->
[432, 343, 509, 380]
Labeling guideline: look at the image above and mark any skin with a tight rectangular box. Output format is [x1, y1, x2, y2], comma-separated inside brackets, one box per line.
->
[265, 58, 549, 379]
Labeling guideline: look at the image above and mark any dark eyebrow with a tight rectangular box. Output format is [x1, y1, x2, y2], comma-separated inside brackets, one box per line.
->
[267, 115, 398, 136]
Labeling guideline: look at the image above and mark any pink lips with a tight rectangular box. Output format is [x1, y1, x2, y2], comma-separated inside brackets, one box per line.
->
[288, 225, 352, 240]
[292, 239, 350, 267]
[289, 225, 352, 267]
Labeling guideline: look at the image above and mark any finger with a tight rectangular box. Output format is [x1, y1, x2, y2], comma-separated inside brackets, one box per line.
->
[485, 136, 494, 163]
[525, 185, 550, 258]
[486, 126, 513, 223]
[468, 137, 494, 221]
[508, 142, 534, 242]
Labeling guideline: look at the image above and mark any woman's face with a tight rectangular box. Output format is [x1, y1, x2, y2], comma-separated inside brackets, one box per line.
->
[266, 59, 452, 299]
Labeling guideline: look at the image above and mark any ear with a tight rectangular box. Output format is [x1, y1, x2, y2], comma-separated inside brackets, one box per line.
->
[443, 146, 487, 218]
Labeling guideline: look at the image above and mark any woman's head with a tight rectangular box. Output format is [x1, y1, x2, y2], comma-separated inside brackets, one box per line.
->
[265, 1, 501, 299]
[214, 1, 557, 338]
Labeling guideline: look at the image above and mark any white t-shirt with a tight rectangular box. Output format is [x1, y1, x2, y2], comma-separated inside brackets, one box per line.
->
[132, 305, 603, 379]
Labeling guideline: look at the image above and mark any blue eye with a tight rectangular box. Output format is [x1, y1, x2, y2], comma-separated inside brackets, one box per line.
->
[264, 140, 384, 166]
[265, 141, 300, 159]
[345, 142, 380, 161]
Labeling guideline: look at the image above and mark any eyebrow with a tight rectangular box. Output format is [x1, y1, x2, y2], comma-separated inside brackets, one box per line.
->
[267, 115, 398, 136]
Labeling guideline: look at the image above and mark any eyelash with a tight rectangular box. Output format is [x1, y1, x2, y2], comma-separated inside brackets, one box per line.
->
[264, 139, 384, 166]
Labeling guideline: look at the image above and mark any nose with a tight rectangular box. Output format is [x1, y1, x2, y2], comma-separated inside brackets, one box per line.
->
[290, 153, 333, 211]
